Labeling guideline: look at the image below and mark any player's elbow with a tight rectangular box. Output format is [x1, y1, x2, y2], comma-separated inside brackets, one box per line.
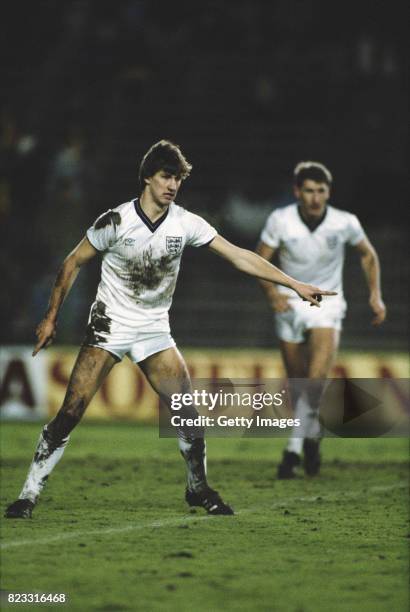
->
[63, 252, 83, 272]
[361, 249, 378, 268]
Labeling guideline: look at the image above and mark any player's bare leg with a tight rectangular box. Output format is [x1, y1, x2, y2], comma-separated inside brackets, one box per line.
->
[278, 330, 339, 478]
[139, 347, 233, 515]
[305, 327, 340, 438]
[302, 327, 340, 475]
[278, 327, 340, 479]
[280, 340, 308, 379]
[5, 346, 116, 518]
[277, 340, 308, 478]
[139, 347, 206, 490]
[307, 327, 339, 379]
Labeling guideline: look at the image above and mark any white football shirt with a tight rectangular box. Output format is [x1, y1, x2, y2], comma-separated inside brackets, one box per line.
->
[260, 204, 365, 301]
[86, 199, 217, 331]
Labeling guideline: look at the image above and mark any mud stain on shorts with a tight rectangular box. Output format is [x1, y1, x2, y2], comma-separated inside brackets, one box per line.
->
[94, 210, 121, 230]
[83, 301, 112, 345]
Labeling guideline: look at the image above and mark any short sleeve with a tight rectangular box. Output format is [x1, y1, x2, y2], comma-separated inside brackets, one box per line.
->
[184, 211, 218, 247]
[346, 214, 365, 246]
[87, 209, 120, 251]
[260, 210, 281, 248]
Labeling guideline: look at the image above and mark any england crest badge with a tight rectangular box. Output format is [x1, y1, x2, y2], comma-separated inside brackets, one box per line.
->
[326, 235, 338, 249]
[166, 236, 183, 255]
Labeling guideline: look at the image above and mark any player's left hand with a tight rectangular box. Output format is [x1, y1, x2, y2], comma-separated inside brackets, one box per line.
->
[32, 318, 57, 356]
[293, 282, 337, 307]
[369, 294, 386, 325]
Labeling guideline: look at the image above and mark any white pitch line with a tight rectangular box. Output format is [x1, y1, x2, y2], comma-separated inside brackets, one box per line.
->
[0, 514, 213, 550]
[275, 481, 409, 505]
[1, 482, 407, 551]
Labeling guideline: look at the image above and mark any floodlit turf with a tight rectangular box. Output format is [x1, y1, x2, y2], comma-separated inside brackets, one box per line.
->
[0, 422, 408, 612]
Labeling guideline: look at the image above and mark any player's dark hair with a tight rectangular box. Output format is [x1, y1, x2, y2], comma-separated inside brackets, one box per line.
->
[138, 140, 192, 192]
[293, 161, 333, 187]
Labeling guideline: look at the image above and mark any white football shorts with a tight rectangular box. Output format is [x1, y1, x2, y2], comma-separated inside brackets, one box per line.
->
[274, 297, 346, 343]
[83, 301, 176, 362]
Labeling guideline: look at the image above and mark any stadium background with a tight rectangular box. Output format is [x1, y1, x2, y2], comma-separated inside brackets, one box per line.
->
[1, 0, 408, 420]
[1, 3, 409, 612]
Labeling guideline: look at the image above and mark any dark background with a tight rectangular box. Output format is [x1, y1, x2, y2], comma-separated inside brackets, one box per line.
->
[1, 0, 408, 349]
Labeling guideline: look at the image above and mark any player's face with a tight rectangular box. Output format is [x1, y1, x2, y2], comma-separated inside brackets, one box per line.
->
[295, 180, 330, 218]
[146, 170, 182, 206]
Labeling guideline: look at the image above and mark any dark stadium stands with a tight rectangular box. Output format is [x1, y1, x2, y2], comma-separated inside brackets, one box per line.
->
[1, 0, 407, 348]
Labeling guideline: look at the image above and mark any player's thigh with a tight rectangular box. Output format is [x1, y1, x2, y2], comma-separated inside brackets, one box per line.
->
[307, 327, 340, 379]
[62, 345, 117, 416]
[139, 346, 192, 401]
[279, 340, 308, 378]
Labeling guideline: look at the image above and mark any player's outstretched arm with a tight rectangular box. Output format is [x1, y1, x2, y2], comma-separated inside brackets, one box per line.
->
[33, 237, 98, 356]
[207, 235, 337, 307]
[355, 237, 386, 326]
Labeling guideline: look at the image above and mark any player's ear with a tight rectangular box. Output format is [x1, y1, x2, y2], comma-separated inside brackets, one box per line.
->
[293, 184, 300, 199]
[144, 176, 151, 186]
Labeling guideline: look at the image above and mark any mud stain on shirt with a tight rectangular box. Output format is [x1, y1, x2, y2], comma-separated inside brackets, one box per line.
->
[94, 211, 121, 230]
[120, 246, 179, 298]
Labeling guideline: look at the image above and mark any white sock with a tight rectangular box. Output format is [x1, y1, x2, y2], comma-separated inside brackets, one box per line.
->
[304, 381, 324, 440]
[286, 436, 303, 455]
[178, 436, 207, 492]
[286, 390, 311, 455]
[304, 408, 322, 439]
[19, 426, 69, 503]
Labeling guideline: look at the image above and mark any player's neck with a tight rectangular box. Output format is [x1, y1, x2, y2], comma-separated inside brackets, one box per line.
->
[139, 192, 169, 223]
[298, 205, 327, 231]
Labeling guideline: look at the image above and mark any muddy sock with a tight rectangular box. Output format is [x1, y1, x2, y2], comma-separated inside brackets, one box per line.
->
[19, 424, 70, 503]
[178, 435, 207, 493]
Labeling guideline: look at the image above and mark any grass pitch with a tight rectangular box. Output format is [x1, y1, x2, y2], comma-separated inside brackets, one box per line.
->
[0, 422, 408, 612]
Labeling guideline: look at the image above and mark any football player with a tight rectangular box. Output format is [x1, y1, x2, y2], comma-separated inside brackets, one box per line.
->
[5, 143, 335, 519]
[257, 161, 386, 478]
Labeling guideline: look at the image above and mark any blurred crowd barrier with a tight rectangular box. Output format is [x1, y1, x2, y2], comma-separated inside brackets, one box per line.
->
[1, 347, 408, 422]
